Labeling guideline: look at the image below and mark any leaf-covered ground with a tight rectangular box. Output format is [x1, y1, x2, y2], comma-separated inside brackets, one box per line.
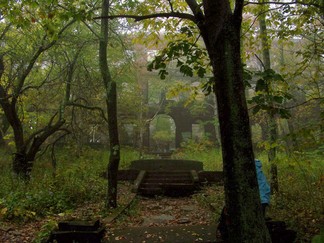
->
[0, 182, 322, 242]
[0, 183, 224, 242]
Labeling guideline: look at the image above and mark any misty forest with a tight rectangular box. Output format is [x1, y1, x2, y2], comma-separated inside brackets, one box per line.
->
[0, 0, 323, 242]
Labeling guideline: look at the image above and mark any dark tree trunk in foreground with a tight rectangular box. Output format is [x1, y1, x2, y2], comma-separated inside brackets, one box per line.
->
[187, 0, 271, 242]
[99, 0, 120, 208]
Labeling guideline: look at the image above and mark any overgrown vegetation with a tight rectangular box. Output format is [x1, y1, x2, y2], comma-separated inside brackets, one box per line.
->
[1, 142, 218, 223]
[267, 153, 323, 241]
[0, 140, 324, 242]
[0, 146, 139, 222]
[1, 144, 322, 241]
[199, 150, 324, 242]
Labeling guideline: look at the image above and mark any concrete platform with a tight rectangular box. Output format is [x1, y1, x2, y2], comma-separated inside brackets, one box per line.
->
[105, 224, 221, 243]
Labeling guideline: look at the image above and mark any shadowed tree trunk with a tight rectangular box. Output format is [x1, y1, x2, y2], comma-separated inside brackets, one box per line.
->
[99, 0, 120, 208]
[186, 0, 271, 241]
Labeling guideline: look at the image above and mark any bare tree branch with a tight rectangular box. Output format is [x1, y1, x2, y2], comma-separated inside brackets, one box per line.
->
[24, 112, 60, 146]
[255, 54, 266, 70]
[19, 64, 55, 94]
[245, 1, 322, 9]
[36, 128, 70, 161]
[82, 20, 101, 39]
[167, 0, 174, 12]
[94, 12, 196, 23]
[241, 6, 283, 38]
[27, 118, 66, 161]
[285, 97, 323, 109]
[65, 101, 108, 123]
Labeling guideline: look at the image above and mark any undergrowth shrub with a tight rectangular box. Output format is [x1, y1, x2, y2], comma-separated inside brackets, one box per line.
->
[0, 146, 137, 221]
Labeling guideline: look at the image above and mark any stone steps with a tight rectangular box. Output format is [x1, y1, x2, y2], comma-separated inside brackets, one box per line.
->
[135, 170, 199, 196]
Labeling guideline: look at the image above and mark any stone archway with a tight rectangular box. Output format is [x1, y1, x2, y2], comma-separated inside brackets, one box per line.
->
[143, 100, 218, 150]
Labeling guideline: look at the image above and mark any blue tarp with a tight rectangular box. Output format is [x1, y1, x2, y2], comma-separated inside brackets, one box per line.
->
[255, 159, 271, 205]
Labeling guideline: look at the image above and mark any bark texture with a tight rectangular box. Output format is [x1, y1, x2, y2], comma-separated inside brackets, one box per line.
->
[99, 0, 120, 208]
[186, 0, 271, 242]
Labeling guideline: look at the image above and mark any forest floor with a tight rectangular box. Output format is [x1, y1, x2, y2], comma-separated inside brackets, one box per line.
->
[0, 182, 322, 242]
[0, 183, 222, 243]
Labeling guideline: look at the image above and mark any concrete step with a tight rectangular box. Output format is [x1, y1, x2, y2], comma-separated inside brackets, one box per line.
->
[144, 175, 192, 179]
[134, 170, 200, 196]
[140, 182, 195, 189]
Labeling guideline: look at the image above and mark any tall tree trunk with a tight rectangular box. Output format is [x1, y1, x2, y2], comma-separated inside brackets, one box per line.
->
[259, 7, 279, 193]
[99, 0, 120, 208]
[210, 25, 271, 243]
[186, 0, 271, 241]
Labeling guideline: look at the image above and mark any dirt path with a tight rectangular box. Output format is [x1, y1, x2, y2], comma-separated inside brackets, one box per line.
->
[0, 185, 222, 242]
[103, 193, 219, 242]
[106, 195, 215, 228]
